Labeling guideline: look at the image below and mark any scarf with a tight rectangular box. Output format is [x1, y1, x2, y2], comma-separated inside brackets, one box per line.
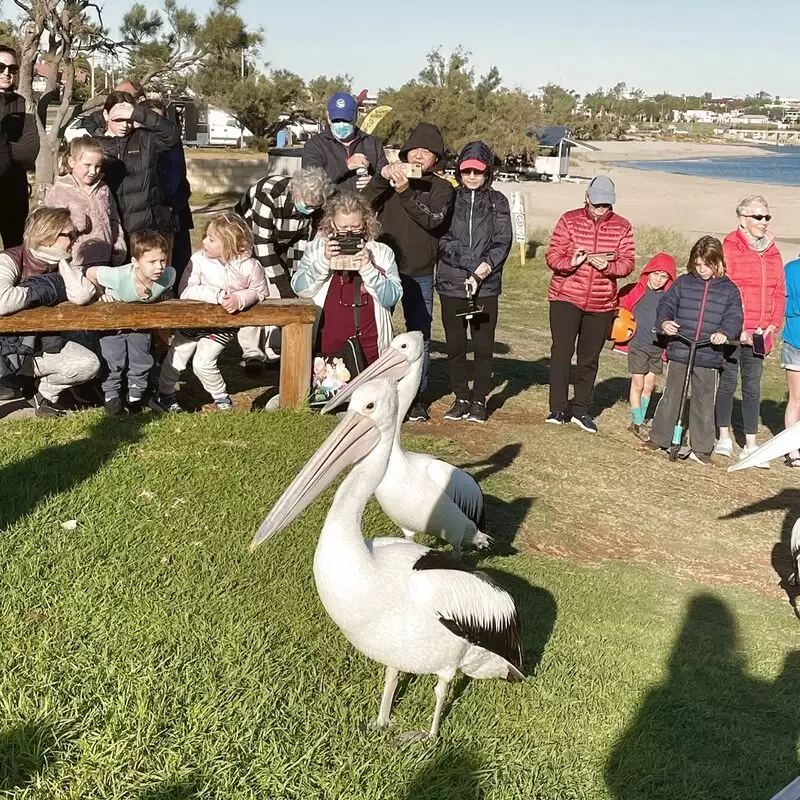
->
[739, 226, 773, 253]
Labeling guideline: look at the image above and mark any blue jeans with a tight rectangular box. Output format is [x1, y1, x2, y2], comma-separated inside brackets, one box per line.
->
[400, 273, 434, 394]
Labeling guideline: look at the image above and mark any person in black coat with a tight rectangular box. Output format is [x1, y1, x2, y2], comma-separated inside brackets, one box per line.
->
[436, 140, 512, 423]
[0, 46, 39, 248]
[644, 236, 744, 464]
[365, 122, 454, 420]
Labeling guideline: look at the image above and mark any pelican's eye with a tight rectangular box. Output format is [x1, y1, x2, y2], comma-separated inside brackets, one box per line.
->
[364, 402, 376, 413]
[400, 344, 407, 349]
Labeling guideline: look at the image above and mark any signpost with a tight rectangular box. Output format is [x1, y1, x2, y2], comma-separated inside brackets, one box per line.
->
[511, 191, 527, 265]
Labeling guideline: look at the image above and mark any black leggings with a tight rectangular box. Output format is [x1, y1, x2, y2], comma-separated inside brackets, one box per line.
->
[439, 294, 499, 401]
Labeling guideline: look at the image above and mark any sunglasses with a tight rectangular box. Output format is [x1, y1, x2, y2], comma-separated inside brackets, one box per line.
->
[461, 169, 486, 177]
[744, 214, 772, 222]
[57, 229, 77, 242]
[0, 63, 19, 76]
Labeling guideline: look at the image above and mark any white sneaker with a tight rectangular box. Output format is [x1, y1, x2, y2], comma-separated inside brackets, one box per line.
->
[740, 445, 770, 469]
[713, 438, 734, 457]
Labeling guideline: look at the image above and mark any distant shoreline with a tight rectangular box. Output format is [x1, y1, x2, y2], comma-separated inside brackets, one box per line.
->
[582, 140, 770, 164]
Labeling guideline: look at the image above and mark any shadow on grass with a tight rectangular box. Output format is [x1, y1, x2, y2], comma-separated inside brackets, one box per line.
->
[606, 594, 800, 800]
[592, 375, 631, 418]
[722, 489, 800, 614]
[759, 399, 787, 439]
[459, 443, 523, 483]
[137, 777, 205, 799]
[0, 414, 152, 532]
[403, 745, 485, 800]
[0, 723, 60, 791]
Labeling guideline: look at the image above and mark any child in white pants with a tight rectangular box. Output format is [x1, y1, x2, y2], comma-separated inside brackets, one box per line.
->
[150, 212, 273, 412]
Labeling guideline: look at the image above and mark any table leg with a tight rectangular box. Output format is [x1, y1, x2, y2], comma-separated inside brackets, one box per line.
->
[279, 322, 312, 409]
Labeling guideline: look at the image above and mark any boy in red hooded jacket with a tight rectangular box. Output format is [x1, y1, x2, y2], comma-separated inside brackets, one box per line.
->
[616, 252, 677, 437]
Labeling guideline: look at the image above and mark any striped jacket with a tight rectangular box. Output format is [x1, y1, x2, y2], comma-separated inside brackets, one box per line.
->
[235, 175, 314, 297]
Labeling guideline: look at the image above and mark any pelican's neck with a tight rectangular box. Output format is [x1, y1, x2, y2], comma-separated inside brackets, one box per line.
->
[394, 364, 423, 438]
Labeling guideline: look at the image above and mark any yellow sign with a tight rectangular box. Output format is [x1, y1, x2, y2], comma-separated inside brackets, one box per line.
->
[360, 105, 392, 135]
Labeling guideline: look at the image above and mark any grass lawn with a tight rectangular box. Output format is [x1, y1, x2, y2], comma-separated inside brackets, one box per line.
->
[2, 225, 800, 798]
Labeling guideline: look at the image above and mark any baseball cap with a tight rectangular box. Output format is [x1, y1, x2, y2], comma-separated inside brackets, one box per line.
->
[327, 92, 358, 122]
[460, 158, 488, 172]
[586, 175, 616, 205]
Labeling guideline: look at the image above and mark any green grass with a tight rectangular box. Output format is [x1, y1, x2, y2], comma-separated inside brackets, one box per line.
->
[1, 410, 800, 799]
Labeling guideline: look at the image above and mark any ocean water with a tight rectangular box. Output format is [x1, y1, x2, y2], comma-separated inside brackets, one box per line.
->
[620, 147, 800, 186]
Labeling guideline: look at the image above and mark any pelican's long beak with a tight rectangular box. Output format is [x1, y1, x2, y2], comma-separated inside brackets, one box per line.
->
[319, 349, 410, 414]
[728, 421, 800, 471]
[251, 411, 381, 550]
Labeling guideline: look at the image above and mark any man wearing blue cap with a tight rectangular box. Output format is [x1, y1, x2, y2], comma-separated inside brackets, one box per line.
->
[302, 91, 388, 193]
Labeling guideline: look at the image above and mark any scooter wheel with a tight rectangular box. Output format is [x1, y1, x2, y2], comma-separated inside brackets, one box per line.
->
[668, 445, 681, 462]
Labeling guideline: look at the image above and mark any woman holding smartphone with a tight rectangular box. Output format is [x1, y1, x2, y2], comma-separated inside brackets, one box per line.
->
[714, 195, 785, 464]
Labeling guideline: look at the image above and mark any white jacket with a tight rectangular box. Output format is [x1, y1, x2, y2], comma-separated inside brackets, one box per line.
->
[292, 237, 402, 353]
[178, 250, 275, 310]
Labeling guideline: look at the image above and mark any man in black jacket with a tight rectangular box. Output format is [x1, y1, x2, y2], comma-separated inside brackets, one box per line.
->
[0, 46, 39, 248]
[365, 123, 454, 420]
[302, 92, 387, 192]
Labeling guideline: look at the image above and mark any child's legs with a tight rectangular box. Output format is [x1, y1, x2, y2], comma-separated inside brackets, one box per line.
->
[629, 373, 645, 407]
[192, 336, 229, 400]
[643, 371, 658, 399]
[688, 366, 717, 455]
[99, 333, 127, 398]
[648, 360, 687, 448]
[785, 368, 800, 458]
[158, 333, 196, 396]
[125, 332, 155, 398]
[238, 326, 265, 361]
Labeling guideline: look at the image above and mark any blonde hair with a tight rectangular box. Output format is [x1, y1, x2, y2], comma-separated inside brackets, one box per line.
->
[319, 192, 380, 240]
[688, 235, 727, 278]
[23, 207, 73, 250]
[203, 212, 254, 262]
[60, 135, 104, 177]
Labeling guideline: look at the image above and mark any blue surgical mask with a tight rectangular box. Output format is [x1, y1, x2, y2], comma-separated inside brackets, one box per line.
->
[330, 121, 354, 141]
[294, 201, 314, 216]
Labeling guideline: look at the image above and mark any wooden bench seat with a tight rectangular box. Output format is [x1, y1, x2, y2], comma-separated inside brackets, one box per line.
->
[0, 299, 317, 409]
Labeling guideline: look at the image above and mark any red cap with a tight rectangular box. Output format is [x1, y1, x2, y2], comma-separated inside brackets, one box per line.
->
[460, 158, 488, 172]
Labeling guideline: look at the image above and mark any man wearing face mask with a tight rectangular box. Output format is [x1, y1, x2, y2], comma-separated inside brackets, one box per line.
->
[234, 167, 333, 371]
[302, 92, 387, 193]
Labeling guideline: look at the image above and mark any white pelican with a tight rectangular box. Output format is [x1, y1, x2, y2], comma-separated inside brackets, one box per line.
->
[320, 332, 489, 553]
[728, 422, 800, 471]
[251, 380, 523, 739]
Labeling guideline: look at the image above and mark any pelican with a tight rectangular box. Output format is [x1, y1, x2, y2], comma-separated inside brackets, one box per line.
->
[320, 332, 489, 553]
[728, 422, 800, 471]
[251, 380, 523, 739]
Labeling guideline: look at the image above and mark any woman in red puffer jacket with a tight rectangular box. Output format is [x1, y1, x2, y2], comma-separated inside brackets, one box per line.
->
[714, 195, 785, 463]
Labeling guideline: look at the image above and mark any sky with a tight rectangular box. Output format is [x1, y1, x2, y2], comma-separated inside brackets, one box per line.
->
[102, 0, 800, 99]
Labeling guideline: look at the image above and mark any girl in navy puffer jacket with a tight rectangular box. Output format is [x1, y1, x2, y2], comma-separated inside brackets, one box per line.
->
[645, 236, 743, 463]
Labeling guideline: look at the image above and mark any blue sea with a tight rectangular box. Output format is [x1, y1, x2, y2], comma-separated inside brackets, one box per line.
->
[621, 146, 800, 186]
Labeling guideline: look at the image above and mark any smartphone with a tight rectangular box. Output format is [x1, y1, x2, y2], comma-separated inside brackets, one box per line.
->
[752, 331, 766, 357]
[336, 234, 364, 255]
[402, 163, 423, 179]
[587, 251, 617, 261]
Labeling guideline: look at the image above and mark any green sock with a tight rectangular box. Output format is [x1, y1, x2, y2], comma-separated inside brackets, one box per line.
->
[631, 406, 644, 425]
[641, 395, 651, 417]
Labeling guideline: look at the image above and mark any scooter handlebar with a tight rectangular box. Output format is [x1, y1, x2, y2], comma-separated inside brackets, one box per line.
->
[650, 328, 732, 347]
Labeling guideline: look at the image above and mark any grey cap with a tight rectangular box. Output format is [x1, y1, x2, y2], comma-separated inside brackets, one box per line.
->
[587, 175, 616, 205]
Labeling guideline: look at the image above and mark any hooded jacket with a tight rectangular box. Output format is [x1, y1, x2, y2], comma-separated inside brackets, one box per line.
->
[301, 126, 388, 192]
[546, 205, 636, 312]
[364, 123, 454, 277]
[436, 141, 512, 298]
[0, 90, 38, 221]
[614, 252, 677, 354]
[722, 229, 785, 333]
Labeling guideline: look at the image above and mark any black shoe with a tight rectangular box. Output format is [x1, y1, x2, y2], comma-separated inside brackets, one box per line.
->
[571, 413, 598, 434]
[444, 399, 471, 421]
[546, 410, 569, 425]
[104, 396, 124, 417]
[466, 400, 487, 423]
[147, 393, 183, 414]
[407, 399, 430, 422]
[244, 358, 264, 376]
[126, 397, 145, 414]
[0, 384, 17, 401]
[33, 392, 66, 419]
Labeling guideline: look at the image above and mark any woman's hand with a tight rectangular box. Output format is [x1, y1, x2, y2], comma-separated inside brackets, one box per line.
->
[474, 262, 492, 280]
[661, 320, 680, 336]
[353, 247, 372, 271]
[465, 276, 479, 295]
[571, 248, 588, 267]
[710, 331, 728, 345]
[323, 235, 341, 263]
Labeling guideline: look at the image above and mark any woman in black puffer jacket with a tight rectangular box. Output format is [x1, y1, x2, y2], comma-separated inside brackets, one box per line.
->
[645, 236, 744, 464]
[94, 91, 181, 249]
[437, 140, 511, 423]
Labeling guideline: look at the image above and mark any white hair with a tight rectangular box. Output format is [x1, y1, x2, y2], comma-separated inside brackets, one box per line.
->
[288, 168, 334, 206]
[736, 194, 769, 217]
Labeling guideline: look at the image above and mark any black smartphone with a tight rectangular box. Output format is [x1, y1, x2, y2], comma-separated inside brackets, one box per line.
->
[336, 234, 363, 255]
[752, 331, 766, 357]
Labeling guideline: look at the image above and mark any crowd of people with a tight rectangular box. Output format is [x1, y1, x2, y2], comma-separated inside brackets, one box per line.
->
[0, 50, 796, 468]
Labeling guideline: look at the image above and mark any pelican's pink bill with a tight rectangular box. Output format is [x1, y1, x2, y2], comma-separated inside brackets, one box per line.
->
[728, 421, 800, 471]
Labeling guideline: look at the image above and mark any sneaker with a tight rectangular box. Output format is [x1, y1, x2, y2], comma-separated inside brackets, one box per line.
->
[713, 438, 734, 458]
[33, 392, 66, 419]
[104, 396, 124, 417]
[546, 410, 569, 425]
[740, 445, 770, 469]
[214, 396, 234, 411]
[243, 358, 264, 377]
[126, 396, 145, 414]
[148, 393, 183, 414]
[571, 414, 598, 434]
[689, 451, 713, 466]
[444, 399, 471, 421]
[466, 400, 487, 423]
[407, 399, 430, 422]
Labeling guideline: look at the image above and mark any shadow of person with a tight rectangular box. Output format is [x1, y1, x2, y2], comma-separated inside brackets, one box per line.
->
[0, 723, 60, 791]
[761, 399, 788, 438]
[592, 376, 631, 417]
[605, 594, 800, 800]
[403, 746, 485, 800]
[481, 495, 535, 555]
[0, 413, 152, 532]
[722, 489, 800, 614]
[458, 443, 524, 484]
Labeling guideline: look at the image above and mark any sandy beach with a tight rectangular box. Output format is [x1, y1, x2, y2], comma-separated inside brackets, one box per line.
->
[495, 141, 800, 256]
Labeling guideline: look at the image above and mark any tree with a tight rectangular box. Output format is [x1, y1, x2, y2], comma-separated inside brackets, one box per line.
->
[305, 74, 353, 121]
[539, 83, 578, 122]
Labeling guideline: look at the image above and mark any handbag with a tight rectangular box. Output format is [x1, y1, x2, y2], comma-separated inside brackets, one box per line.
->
[310, 273, 368, 408]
